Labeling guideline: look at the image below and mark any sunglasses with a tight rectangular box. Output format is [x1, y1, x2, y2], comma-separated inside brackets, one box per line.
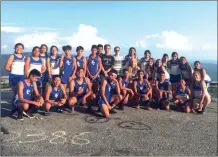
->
[115, 49, 120, 52]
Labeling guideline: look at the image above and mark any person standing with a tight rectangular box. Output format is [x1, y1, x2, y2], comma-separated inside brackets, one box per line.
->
[113, 46, 123, 76]
[100, 44, 115, 80]
[97, 44, 104, 57]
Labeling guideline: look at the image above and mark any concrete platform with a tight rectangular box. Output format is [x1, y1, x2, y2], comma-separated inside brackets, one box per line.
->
[1, 91, 217, 156]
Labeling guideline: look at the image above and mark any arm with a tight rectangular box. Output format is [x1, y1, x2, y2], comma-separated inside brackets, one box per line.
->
[94, 57, 102, 78]
[199, 81, 207, 106]
[59, 55, 64, 68]
[69, 80, 76, 97]
[86, 57, 93, 78]
[83, 58, 87, 76]
[41, 62, 46, 74]
[72, 58, 77, 78]
[4, 55, 14, 72]
[201, 69, 206, 81]
[33, 82, 40, 96]
[18, 81, 38, 105]
[115, 79, 121, 96]
[133, 80, 140, 96]
[101, 79, 110, 106]
[60, 84, 67, 99]
[145, 79, 152, 95]
[47, 57, 52, 79]
[24, 57, 31, 78]
[45, 85, 57, 105]
[83, 78, 92, 99]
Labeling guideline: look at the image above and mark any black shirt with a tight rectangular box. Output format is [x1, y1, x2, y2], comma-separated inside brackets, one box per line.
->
[101, 54, 115, 71]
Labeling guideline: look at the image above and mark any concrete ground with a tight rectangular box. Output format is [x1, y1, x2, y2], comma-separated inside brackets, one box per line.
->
[1, 90, 217, 156]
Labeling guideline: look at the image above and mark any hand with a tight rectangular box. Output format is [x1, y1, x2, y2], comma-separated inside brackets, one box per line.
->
[72, 74, 76, 79]
[82, 97, 86, 104]
[61, 53, 65, 59]
[68, 77, 73, 82]
[92, 75, 97, 80]
[104, 72, 108, 77]
[34, 101, 42, 107]
[129, 90, 134, 96]
[107, 104, 112, 110]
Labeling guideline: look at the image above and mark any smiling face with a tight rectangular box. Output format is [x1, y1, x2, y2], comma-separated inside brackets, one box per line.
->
[51, 47, 58, 56]
[157, 60, 162, 67]
[15, 45, 24, 55]
[172, 53, 178, 60]
[41, 45, 47, 54]
[193, 71, 201, 81]
[104, 45, 111, 54]
[77, 68, 84, 78]
[109, 72, 117, 81]
[53, 76, 61, 87]
[33, 48, 40, 57]
[77, 49, 83, 56]
[181, 58, 187, 64]
[194, 62, 201, 69]
[145, 52, 150, 59]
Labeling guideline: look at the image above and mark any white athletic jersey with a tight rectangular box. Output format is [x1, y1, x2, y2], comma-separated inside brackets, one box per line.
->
[29, 56, 42, 73]
[11, 54, 25, 75]
[49, 56, 60, 75]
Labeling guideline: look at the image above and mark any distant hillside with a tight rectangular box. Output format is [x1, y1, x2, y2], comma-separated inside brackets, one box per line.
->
[1, 53, 217, 81]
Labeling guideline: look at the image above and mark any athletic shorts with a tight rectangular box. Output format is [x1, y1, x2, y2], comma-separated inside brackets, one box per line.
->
[14, 98, 33, 108]
[61, 76, 69, 84]
[9, 74, 25, 88]
[36, 77, 42, 87]
[98, 94, 112, 106]
[41, 71, 49, 84]
[170, 74, 181, 84]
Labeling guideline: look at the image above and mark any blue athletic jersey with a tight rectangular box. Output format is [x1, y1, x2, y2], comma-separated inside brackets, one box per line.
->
[158, 80, 169, 91]
[62, 57, 74, 77]
[74, 78, 88, 97]
[40, 54, 48, 67]
[49, 85, 62, 101]
[87, 55, 99, 76]
[176, 86, 188, 95]
[76, 56, 84, 68]
[136, 80, 148, 94]
[21, 80, 34, 100]
[122, 78, 130, 87]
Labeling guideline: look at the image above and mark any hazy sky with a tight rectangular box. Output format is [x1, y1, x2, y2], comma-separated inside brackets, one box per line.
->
[1, 1, 217, 61]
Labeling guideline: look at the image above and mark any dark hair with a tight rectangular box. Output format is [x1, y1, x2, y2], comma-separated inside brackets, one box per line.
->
[144, 50, 151, 55]
[97, 44, 103, 48]
[108, 69, 118, 75]
[180, 56, 187, 62]
[32, 46, 40, 55]
[77, 67, 84, 72]
[62, 45, 72, 51]
[91, 45, 98, 50]
[40, 44, 48, 53]
[52, 75, 61, 80]
[104, 44, 111, 50]
[128, 47, 137, 57]
[194, 61, 201, 65]
[76, 46, 84, 52]
[14, 43, 24, 49]
[155, 59, 162, 66]
[171, 52, 178, 57]
[28, 69, 41, 78]
[137, 69, 144, 74]
[160, 72, 165, 76]
[50, 45, 58, 56]
[114, 46, 120, 51]
[14, 43, 24, 54]
[163, 53, 168, 58]
[123, 68, 129, 74]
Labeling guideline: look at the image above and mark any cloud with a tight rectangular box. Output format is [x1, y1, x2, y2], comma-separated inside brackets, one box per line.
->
[65, 24, 108, 50]
[1, 45, 7, 49]
[1, 26, 21, 33]
[201, 42, 217, 51]
[15, 32, 61, 48]
[136, 31, 193, 51]
[13, 24, 108, 51]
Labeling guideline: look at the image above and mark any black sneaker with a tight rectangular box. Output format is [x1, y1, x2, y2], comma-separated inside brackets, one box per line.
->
[119, 103, 124, 111]
[11, 108, 18, 115]
[197, 107, 206, 114]
[110, 108, 117, 114]
[22, 111, 35, 118]
[97, 107, 101, 112]
[57, 108, 63, 113]
[17, 111, 24, 120]
[65, 105, 74, 113]
[44, 111, 50, 116]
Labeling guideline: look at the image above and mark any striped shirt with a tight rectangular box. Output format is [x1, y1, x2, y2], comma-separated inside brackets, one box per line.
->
[113, 55, 123, 73]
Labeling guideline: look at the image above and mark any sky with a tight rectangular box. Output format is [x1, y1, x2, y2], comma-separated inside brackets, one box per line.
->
[1, 1, 217, 61]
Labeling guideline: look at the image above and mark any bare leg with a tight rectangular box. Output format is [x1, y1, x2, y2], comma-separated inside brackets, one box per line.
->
[100, 104, 110, 118]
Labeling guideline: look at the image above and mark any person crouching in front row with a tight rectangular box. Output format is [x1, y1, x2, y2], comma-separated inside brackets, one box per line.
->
[44, 75, 67, 116]
[98, 69, 122, 118]
[14, 69, 44, 120]
[67, 68, 96, 113]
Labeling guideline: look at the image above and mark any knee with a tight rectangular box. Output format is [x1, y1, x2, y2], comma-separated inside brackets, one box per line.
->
[22, 103, 29, 111]
[68, 97, 77, 105]
[60, 98, 66, 104]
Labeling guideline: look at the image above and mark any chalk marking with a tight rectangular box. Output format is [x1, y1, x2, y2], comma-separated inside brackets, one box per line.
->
[49, 131, 67, 144]
[71, 132, 91, 145]
[18, 130, 47, 144]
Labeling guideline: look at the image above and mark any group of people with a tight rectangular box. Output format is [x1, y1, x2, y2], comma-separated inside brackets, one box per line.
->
[4, 43, 212, 120]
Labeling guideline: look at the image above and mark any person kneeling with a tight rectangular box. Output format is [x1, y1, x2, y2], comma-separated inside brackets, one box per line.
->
[15, 69, 44, 120]
[155, 72, 171, 111]
[44, 75, 67, 116]
[173, 79, 191, 113]
[133, 70, 152, 110]
[68, 68, 95, 113]
[98, 69, 122, 118]
[118, 68, 134, 110]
